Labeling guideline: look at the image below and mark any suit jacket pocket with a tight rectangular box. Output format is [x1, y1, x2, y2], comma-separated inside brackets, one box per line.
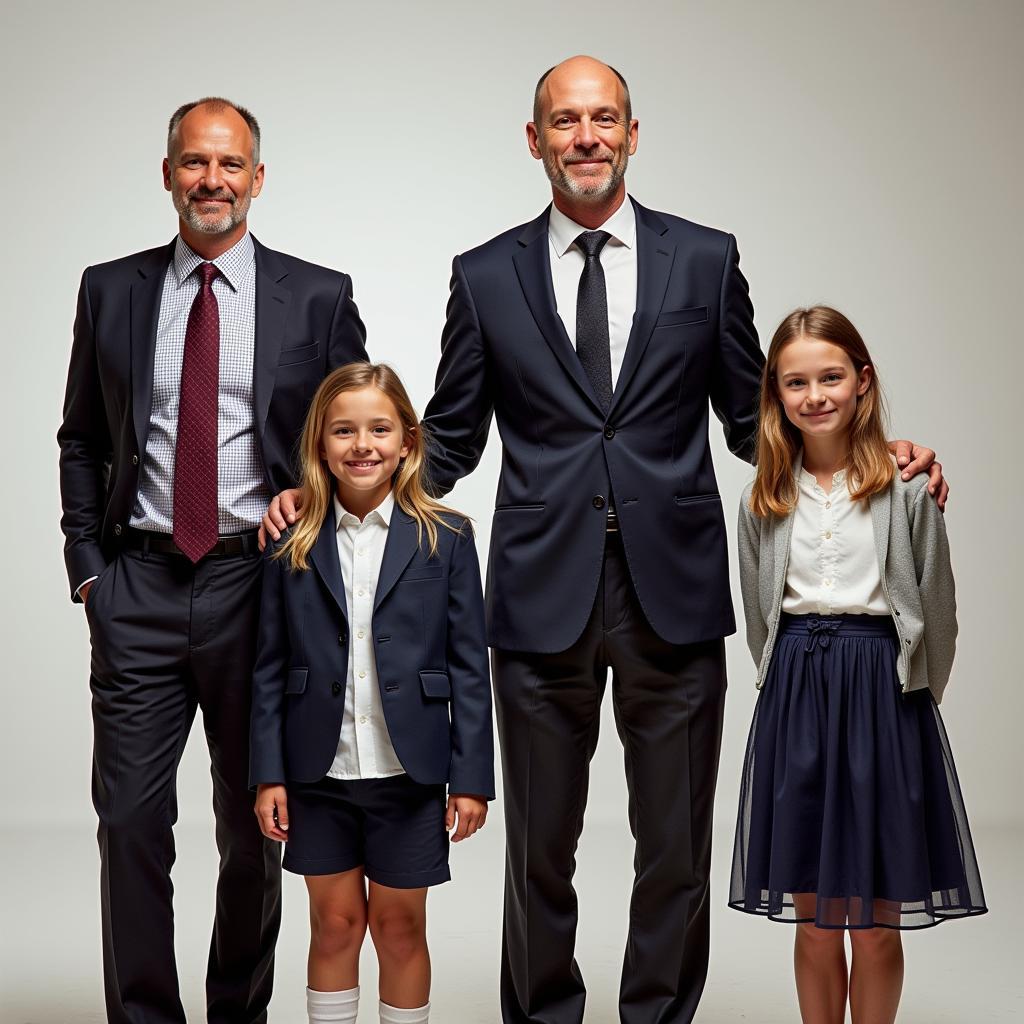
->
[674, 493, 721, 506]
[403, 566, 445, 581]
[419, 670, 451, 700]
[656, 306, 709, 329]
[285, 668, 309, 694]
[278, 341, 321, 366]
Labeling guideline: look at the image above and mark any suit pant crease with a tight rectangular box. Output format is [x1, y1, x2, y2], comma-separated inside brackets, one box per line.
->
[87, 546, 281, 1024]
[493, 532, 727, 1024]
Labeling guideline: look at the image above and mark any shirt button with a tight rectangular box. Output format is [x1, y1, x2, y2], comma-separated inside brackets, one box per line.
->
[358, 548, 366, 556]
[824, 579, 832, 587]
[359, 715, 368, 724]
[358, 670, 366, 679]
[357, 630, 365, 639]
[357, 589, 365, 597]
[824, 531, 832, 539]
[825, 501, 831, 509]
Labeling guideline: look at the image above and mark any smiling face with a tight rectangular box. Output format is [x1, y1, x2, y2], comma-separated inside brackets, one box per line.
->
[775, 335, 872, 444]
[319, 386, 411, 514]
[528, 57, 637, 206]
[163, 103, 264, 239]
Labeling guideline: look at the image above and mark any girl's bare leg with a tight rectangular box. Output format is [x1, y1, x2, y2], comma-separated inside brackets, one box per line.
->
[849, 927, 903, 1024]
[793, 893, 848, 1024]
[305, 868, 368, 991]
[367, 882, 430, 1009]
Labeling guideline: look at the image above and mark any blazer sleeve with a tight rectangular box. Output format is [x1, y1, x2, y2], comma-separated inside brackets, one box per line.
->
[249, 546, 290, 788]
[445, 523, 495, 799]
[326, 273, 369, 369]
[910, 486, 958, 703]
[57, 267, 113, 600]
[422, 256, 495, 497]
[737, 491, 769, 668]
[710, 235, 764, 465]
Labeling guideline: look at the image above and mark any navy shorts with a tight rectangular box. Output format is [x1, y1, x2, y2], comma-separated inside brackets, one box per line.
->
[282, 773, 450, 888]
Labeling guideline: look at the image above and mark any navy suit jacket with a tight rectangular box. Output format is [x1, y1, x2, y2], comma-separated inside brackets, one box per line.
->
[249, 507, 495, 799]
[57, 235, 367, 599]
[423, 199, 765, 653]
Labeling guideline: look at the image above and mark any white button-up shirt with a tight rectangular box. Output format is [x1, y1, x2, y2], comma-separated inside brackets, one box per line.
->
[782, 468, 888, 616]
[548, 195, 638, 390]
[327, 492, 405, 779]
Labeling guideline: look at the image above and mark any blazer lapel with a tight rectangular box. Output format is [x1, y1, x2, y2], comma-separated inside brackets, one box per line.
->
[512, 209, 603, 414]
[309, 503, 349, 621]
[374, 511, 420, 612]
[252, 236, 292, 440]
[869, 482, 892, 578]
[130, 240, 176, 453]
[609, 200, 675, 414]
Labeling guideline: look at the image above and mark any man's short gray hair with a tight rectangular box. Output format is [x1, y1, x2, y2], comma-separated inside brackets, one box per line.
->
[167, 97, 261, 165]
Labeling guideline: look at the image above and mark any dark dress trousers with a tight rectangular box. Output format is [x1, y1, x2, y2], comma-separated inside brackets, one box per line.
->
[423, 200, 764, 1024]
[58, 236, 367, 1024]
[249, 507, 494, 800]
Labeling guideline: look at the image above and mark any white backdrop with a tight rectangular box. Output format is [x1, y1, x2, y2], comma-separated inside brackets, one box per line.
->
[2, 0, 1020, 846]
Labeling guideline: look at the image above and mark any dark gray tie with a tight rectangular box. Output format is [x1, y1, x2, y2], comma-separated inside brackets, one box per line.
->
[575, 230, 613, 411]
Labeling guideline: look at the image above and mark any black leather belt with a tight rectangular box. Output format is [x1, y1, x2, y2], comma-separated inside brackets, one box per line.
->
[124, 527, 260, 559]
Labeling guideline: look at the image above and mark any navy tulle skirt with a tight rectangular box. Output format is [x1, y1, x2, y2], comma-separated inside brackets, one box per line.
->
[729, 613, 987, 929]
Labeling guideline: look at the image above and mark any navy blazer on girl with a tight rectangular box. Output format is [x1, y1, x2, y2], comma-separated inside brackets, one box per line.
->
[249, 504, 495, 800]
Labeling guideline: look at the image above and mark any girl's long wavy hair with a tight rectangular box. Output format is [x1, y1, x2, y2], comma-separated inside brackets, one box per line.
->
[275, 363, 464, 570]
[750, 306, 893, 519]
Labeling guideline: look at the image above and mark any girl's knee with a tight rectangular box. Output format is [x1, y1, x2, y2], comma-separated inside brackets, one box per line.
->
[850, 927, 901, 958]
[797, 922, 845, 951]
[310, 902, 367, 958]
[369, 906, 427, 963]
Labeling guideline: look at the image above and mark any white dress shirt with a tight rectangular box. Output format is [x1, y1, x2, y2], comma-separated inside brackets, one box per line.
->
[548, 195, 638, 389]
[328, 492, 406, 779]
[782, 468, 889, 616]
[131, 232, 272, 535]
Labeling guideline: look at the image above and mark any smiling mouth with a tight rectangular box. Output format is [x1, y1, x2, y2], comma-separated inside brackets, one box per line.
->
[803, 410, 835, 419]
[346, 460, 381, 468]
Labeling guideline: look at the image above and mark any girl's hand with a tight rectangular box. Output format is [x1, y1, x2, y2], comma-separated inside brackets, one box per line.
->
[254, 784, 289, 842]
[446, 794, 488, 842]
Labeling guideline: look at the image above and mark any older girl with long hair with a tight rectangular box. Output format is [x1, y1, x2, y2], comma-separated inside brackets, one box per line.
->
[250, 363, 494, 1024]
[729, 307, 986, 1024]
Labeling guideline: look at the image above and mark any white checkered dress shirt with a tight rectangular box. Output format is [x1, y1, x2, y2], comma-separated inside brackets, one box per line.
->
[131, 233, 272, 534]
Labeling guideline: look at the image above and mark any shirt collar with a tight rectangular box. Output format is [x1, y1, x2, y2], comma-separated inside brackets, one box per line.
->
[172, 231, 255, 291]
[548, 194, 636, 259]
[334, 491, 395, 529]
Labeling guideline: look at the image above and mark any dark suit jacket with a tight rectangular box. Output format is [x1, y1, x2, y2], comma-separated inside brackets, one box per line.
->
[249, 508, 495, 798]
[423, 199, 764, 653]
[57, 235, 368, 599]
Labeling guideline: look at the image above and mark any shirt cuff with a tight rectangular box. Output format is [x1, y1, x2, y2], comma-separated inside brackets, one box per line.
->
[75, 575, 99, 601]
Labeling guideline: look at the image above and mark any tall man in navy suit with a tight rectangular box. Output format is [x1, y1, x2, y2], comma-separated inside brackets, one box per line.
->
[58, 98, 367, 1023]
[419, 57, 943, 1024]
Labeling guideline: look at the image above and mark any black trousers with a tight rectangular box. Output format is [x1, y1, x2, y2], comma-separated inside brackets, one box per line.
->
[493, 532, 727, 1024]
[85, 545, 281, 1024]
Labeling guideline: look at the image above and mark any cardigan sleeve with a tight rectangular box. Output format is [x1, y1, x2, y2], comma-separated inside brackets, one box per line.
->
[737, 487, 768, 668]
[910, 485, 958, 703]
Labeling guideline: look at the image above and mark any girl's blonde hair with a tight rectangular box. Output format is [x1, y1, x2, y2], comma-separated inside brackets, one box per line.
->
[750, 306, 893, 519]
[276, 362, 464, 570]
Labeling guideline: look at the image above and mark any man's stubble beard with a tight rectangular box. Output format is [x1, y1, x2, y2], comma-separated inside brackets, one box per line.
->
[543, 146, 629, 202]
[173, 185, 252, 235]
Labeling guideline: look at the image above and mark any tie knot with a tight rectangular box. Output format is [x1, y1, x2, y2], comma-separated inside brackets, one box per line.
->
[198, 262, 219, 287]
[576, 230, 611, 260]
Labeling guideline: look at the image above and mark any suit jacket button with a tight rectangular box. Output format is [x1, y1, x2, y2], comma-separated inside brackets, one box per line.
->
[131, 454, 139, 465]
[592, 495, 606, 510]
[338, 634, 347, 645]
[113, 523, 123, 536]
[604, 426, 616, 439]
[331, 681, 342, 696]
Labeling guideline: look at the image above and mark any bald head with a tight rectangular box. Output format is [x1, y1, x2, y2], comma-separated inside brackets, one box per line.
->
[168, 97, 261, 165]
[533, 56, 632, 126]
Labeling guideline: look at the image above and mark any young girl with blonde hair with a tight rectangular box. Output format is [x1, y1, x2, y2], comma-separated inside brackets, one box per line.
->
[250, 362, 494, 1024]
[730, 307, 986, 1024]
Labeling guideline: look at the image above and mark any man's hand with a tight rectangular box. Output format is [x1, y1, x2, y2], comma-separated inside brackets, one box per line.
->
[889, 440, 948, 511]
[254, 783, 289, 841]
[80, 580, 94, 605]
[446, 794, 488, 843]
[258, 488, 304, 550]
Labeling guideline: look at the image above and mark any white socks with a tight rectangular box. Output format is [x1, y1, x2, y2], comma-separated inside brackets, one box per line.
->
[306, 987, 428, 1023]
[307, 986, 359, 1023]
[379, 1000, 430, 1023]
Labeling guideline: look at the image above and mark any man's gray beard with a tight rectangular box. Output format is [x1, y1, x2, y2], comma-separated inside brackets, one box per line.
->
[544, 150, 628, 201]
[173, 190, 251, 235]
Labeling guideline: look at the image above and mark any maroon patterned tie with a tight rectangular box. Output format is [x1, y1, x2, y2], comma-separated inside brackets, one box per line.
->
[173, 262, 220, 562]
